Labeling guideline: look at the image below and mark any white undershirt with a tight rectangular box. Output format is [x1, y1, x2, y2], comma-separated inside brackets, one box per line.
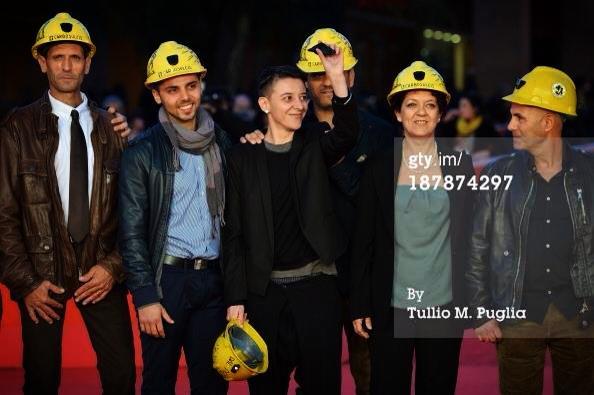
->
[48, 91, 95, 223]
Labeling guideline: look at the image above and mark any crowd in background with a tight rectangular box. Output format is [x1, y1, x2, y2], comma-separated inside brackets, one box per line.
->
[86, 74, 594, 158]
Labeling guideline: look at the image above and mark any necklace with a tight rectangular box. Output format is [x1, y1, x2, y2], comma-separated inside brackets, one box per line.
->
[401, 139, 438, 173]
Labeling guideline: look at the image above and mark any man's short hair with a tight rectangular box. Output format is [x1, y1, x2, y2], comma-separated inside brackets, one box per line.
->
[257, 65, 306, 97]
[36, 41, 92, 59]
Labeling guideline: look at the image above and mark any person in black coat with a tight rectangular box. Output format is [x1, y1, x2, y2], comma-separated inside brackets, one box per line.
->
[222, 45, 358, 395]
[350, 61, 475, 395]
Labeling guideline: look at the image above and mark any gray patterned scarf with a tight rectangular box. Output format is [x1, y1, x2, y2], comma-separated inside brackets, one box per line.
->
[159, 106, 225, 231]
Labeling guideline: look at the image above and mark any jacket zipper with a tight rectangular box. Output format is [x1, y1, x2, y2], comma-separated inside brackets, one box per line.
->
[577, 188, 587, 224]
[563, 172, 580, 300]
[564, 173, 577, 248]
[511, 178, 533, 309]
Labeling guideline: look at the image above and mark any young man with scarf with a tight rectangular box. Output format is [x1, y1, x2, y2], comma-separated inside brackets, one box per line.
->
[118, 41, 231, 395]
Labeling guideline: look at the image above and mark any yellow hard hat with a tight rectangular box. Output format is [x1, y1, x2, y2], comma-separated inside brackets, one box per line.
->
[296, 28, 358, 73]
[212, 320, 268, 381]
[387, 60, 451, 106]
[31, 12, 96, 59]
[145, 41, 207, 87]
[502, 66, 577, 116]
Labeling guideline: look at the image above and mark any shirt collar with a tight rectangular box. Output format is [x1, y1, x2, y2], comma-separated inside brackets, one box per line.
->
[47, 90, 89, 119]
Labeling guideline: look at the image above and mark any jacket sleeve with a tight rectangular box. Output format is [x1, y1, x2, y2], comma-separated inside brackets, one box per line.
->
[222, 149, 247, 306]
[0, 117, 44, 299]
[328, 114, 395, 199]
[319, 93, 360, 167]
[98, 251, 124, 283]
[465, 163, 496, 326]
[349, 156, 377, 320]
[118, 143, 157, 309]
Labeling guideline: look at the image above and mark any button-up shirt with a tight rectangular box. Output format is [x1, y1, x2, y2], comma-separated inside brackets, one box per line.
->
[164, 149, 219, 259]
[522, 169, 579, 323]
[48, 91, 94, 222]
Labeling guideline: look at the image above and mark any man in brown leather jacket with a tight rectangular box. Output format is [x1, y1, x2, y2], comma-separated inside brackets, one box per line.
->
[0, 12, 135, 395]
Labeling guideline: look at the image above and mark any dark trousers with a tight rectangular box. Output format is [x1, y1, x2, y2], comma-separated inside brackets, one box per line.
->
[246, 274, 342, 395]
[343, 298, 371, 395]
[140, 264, 227, 395]
[369, 307, 462, 395]
[336, 250, 371, 395]
[497, 304, 594, 395]
[18, 285, 135, 395]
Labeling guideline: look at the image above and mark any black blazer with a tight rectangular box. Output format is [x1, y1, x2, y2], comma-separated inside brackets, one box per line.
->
[222, 98, 359, 305]
[350, 138, 475, 332]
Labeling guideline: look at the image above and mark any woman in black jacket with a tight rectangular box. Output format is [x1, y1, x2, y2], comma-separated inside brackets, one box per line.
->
[350, 61, 475, 395]
[223, 46, 358, 395]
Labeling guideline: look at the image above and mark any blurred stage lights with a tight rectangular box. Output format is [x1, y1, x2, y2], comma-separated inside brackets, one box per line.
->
[423, 28, 462, 44]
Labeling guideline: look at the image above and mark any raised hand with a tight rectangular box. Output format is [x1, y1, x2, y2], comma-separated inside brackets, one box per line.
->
[315, 43, 348, 98]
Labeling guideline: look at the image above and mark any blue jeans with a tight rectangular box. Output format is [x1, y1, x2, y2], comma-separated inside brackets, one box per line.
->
[140, 264, 227, 395]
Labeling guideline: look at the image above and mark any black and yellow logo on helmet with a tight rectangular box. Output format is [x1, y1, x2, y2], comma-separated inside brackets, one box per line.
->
[552, 83, 566, 98]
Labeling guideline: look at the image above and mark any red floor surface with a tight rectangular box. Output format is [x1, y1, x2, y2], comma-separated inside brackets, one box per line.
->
[0, 286, 554, 394]
[0, 333, 554, 394]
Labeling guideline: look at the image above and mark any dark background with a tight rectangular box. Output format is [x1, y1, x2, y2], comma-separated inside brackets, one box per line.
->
[1, 0, 593, 134]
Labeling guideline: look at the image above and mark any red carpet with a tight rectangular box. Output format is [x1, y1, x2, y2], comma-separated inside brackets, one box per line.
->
[0, 286, 553, 394]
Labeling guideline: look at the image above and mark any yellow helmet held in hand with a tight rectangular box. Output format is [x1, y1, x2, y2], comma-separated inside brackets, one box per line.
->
[387, 60, 450, 106]
[145, 41, 207, 88]
[213, 320, 268, 381]
[502, 66, 577, 116]
[296, 28, 358, 73]
[31, 12, 96, 59]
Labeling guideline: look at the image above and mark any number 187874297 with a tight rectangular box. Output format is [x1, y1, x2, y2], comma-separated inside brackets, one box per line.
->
[408, 174, 513, 191]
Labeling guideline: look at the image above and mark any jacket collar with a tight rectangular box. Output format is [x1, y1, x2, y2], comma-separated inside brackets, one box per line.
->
[38, 91, 105, 144]
[518, 140, 576, 173]
[37, 92, 54, 138]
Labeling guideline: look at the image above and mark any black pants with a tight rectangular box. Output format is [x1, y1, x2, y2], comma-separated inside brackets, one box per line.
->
[18, 285, 135, 395]
[140, 264, 227, 395]
[369, 307, 463, 395]
[246, 275, 342, 395]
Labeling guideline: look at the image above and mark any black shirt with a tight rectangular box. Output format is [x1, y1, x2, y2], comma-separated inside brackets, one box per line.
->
[265, 141, 318, 270]
[522, 169, 580, 323]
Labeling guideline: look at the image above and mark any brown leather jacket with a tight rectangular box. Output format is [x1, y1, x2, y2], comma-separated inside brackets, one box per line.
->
[0, 93, 125, 300]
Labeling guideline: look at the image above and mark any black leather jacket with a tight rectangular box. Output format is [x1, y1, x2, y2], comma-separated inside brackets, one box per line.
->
[118, 123, 230, 308]
[466, 144, 594, 325]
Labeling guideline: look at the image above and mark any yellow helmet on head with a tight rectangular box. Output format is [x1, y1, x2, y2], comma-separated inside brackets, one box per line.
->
[213, 320, 268, 381]
[387, 60, 451, 106]
[296, 28, 358, 73]
[31, 12, 96, 59]
[502, 66, 577, 116]
[145, 41, 207, 88]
